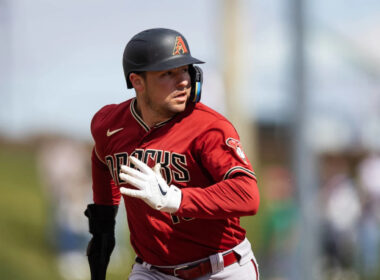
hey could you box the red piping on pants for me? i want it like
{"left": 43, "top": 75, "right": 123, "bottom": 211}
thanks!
{"left": 251, "top": 259, "right": 259, "bottom": 279}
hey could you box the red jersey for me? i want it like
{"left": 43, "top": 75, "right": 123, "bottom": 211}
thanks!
{"left": 91, "top": 98, "right": 260, "bottom": 265}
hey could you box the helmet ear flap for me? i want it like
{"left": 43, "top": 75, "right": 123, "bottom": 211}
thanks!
{"left": 189, "top": 65, "right": 203, "bottom": 103}
{"left": 126, "top": 72, "right": 133, "bottom": 89}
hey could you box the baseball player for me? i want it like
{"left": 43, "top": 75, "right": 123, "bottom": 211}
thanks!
{"left": 85, "top": 28, "right": 260, "bottom": 280}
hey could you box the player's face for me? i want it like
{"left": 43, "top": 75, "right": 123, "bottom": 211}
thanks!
{"left": 143, "top": 65, "right": 191, "bottom": 119}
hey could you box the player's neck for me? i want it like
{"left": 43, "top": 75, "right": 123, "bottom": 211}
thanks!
{"left": 134, "top": 98, "right": 173, "bottom": 128}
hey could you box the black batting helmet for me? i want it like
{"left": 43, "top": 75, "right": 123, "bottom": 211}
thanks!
{"left": 123, "top": 28, "right": 204, "bottom": 89}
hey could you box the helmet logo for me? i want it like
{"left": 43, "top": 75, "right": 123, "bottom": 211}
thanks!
{"left": 172, "top": 36, "right": 188, "bottom": 56}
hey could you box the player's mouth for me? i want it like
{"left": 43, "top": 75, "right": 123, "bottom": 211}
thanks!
{"left": 173, "top": 91, "right": 188, "bottom": 102}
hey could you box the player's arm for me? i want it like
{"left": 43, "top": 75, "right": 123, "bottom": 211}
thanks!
{"left": 175, "top": 119, "right": 260, "bottom": 218}
{"left": 118, "top": 156, "right": 258, "bottom": 218}
{"left": 177, "top": 173, "right": 259, "bottom": 218}
{"left": 85, "top": 148, "right": 121, "bottom": 280}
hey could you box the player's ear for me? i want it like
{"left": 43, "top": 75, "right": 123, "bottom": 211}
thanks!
{"left": 129, "top": 73, "right": 145, "bottom": 92}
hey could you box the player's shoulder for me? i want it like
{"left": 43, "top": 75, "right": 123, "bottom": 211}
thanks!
{"left": 192, "top": 102, "right": 232, "bottom": 126}
{"left": 91, "top": 99, "right": 132, "bottom": 139}
{"left": 193, "top": 102, "right": 227, "bottom": 120}
{"left": 185, "top": 102, "right": 240, "bottom": 138}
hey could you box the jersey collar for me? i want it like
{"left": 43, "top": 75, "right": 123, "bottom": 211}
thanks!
{"left": 130, "top": 98, "right": 173, "bottom": 132}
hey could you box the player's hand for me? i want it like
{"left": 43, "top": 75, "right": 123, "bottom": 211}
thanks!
{"left": 119, "top": 156, "right": 182, "bottom": 213}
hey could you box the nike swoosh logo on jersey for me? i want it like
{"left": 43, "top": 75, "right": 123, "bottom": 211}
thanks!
{"left": 157, "top": 179, "right": 167, "bottom": 196}
{"left": 106, "top": 128, "right": 124, "bottom": 137}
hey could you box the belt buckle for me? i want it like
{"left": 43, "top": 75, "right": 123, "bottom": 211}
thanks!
{"left": 173, "top": 264, "right": 189, "bottom": 277}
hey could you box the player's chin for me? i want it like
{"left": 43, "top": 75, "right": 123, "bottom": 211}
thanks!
{"left": 170, "top": 96, "right": 188, "bottom": 110}
{"left": 169, "top": 102, "right": 187, "bottom": 113}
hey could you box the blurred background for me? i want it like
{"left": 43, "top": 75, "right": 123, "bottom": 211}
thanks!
{"left": 1, "top": 0, "right": 380, "bottom": 279}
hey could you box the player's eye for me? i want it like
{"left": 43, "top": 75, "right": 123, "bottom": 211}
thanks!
{"left": 162, "top": 71, "right": 172, "bottom": 76}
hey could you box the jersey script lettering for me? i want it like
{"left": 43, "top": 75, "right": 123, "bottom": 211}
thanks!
{"left": 105, "top": 149, "right": 190, "bottom": 186}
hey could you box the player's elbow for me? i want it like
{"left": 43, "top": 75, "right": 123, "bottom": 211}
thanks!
{"left": 246, "top": 193, "right": 260, "bottom": 215}
{"left": 240, "top": 176, "right": 260, "bottom": 216}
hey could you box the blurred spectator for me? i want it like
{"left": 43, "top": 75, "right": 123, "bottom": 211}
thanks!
{"left": 260, "top": 165, "right": 299, "bottom": 280}
{"left": 320, "top": 155, "right": 361, "bottom": 277}
{"left": 37, "top": 136, "right": 91, "bottom": 280}
{"left": 356, "top": 153, "right": 380, "bottom": 279}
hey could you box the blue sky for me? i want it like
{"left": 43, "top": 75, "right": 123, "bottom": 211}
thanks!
{"left": 0, "top": 0, "right": 220, "bottom": 140}
{"left": 1, "top": 0, "right": 380, "bottom": 150}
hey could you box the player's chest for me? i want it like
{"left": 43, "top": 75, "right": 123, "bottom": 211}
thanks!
{"left": 103, "top": 126, "right": 196, "bottom": 186}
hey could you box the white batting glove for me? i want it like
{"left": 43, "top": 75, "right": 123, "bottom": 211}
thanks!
{"left": 119, "top": 156, "right": 182, "bottom": 213}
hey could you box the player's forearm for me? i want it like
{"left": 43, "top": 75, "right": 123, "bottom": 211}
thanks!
{"left": 176, "top": 175, "right": 260, "bottom": 219}
{"left": 85, "top": 204, "right": 119, "bottom": 280}
{"left": 92, "top": 148, "right": 122, "bottom": 205}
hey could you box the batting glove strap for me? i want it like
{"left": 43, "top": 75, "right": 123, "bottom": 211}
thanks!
{"left": 158, "top": 184, "right": 182, "bottom": 213}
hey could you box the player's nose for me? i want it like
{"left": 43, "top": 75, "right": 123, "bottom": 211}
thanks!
{"left": 177, "top": 78, "right": 189, "bottom": 88}
{"left": 176, "top": 74, "right": 190, "bottom": 89}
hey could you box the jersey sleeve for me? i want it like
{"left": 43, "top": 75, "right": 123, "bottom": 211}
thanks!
{"left": 90, "top": 104, "right": 121, "bottom": 206}
{"left": 178, "top": 174, "right": 259, "bottom": 218}
{"left": 177, "top": 119, "right": 259, "bottom": 218}
{"left": 195, "top": 119, "right": 256, "bottom": 181}
{"left": 91, "top": 148, "right": 121, "bottom": 205}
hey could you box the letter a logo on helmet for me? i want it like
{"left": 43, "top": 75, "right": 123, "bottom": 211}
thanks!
{"left": 172, "top": 36, "right": 188, "bottom": 56}
{"left": 123, "top": 28, "right": 204, "bottom": 89}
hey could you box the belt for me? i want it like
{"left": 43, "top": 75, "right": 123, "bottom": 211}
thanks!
{"left": 135, "top": 251, "right": 239, "bottom": 280}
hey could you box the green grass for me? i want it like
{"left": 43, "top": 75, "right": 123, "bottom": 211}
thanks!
{"left": 0, "top": 144, "right": 61, "bottom": 279}
{"left": 0, "top": 142, "right": 134, "bottom": 280}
